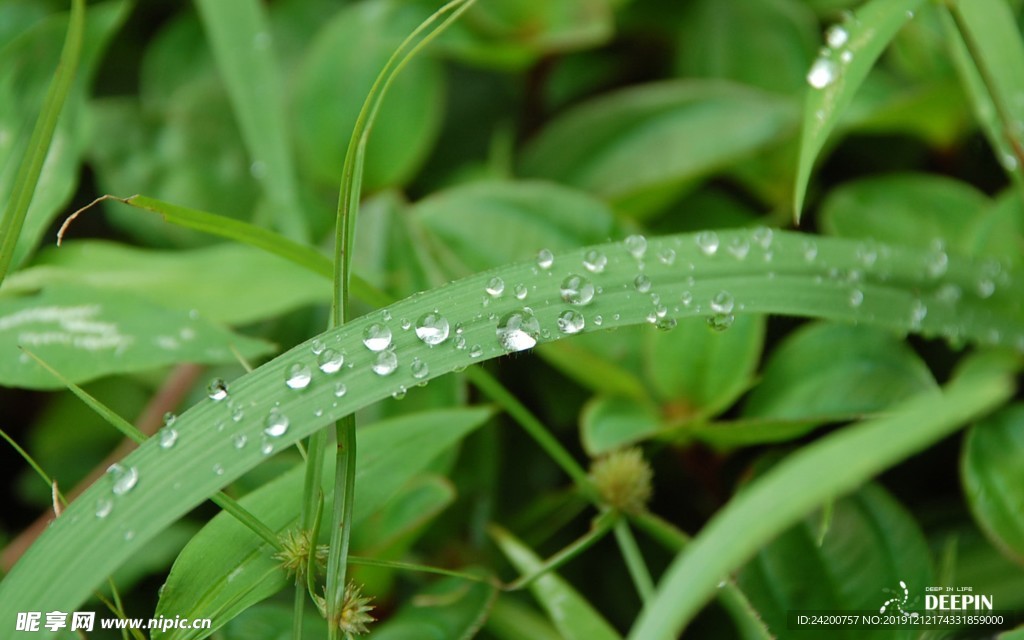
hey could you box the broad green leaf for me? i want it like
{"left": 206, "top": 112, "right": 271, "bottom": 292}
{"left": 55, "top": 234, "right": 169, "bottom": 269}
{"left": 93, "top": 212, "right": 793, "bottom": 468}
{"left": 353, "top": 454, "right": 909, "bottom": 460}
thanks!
{"left": 221, "top": 602, "right": 328, "bottom": 640}
{"left": 675, "top": 0, "right": 818, "bottom": 94}
{"left": 940, "top": 525, "right": 1024, "bottom": 612}
{"left": 820, "top": 174, "right": 990, "bottom": 253}
{"left": 737, "top": 484, "right": 932, "bottom": 640}
{"left": 794, "top": 0, "right": 926, "bottom": 218}
{"left": 644, "top": 315, "right": 764, "bottom": 418}
{"left": 627, "top": 359, "right": 1013, "bottom": 639}
{"left": 682, "top": 416, "right": 825, "bottom": 449}
{"left": 744, "top": 323, "right": 937, "bottom": 420}
{"left": 4, "top": 241, "right": 330, "bottom": 325}
{"left": 962, "top": 404, "right": 1024, "bottom": 564}
{"left": 368, "top": 574, "right": 496, "bottom": 640}
{"left": 581, "top": 396, "right": 662, "bottom": 456}
{"left": 520, "top": 81, "right": 796, "bottom": 216}
{"left": 968, "top": 191, "right": 1024, "bottom": 267}
{"left": 414, "top": 180, "right": 616, "bottom": 275}
{"left": 0, "top": 285, "right": 272, "bottom": 390}
{"left": 154, "top": 408, "right": 493, "bottom": 640}
{"left": 194, "top": 0, "right": 308, "bottom": 241}
{"left": 294, "top": 0, "right": 444, "bottom": 190}
{"left": 485, "top": 597, "right": 562, "bottom": 640}
{"left": 492, "top": 527, "right": 622, "bottom": 640}
{"left": 2, "top": 230, "right": 1021, "bottom": 632}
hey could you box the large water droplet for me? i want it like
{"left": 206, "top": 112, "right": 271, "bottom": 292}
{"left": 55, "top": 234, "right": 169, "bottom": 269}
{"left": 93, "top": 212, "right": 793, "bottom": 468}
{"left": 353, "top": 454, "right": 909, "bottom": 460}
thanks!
{"left": 317, "top": 349, "right": 344, "bottom": 374}
{"left": 469, "top": 344, "right": 483, "bottom": 358}
{"left": 710, "top": 291, "right": 735, "bottom": 314}
{"left": 634, "top": 274, "right": 652, "bottom": 293}
{"left": 372, "top": 350, "right": 398, "bottom": 376}
{"left": 696, "top": 231, "right": 720, "bottom": 256}
{"left": 108, "top": 464, "right": 139, "bottom": 496}
{"left": 264, "top": 408, "right": 289, "bottom": 437}
{"left": 707, "top": 314, "right": 735, "bottom": 332}
{"left": 560, "top": 274, "right": 595, "bottom": 305}
{"left": 807, "top": 57, "right": 838, "bottom": 89}
{"left": 825, "top": 24, "right": 848, "bottom": 48}
{"left": 285, "top": 362, "right": 312, "bottom": 390}
{"left": 334, "top": 382, "right": 347, "bottom": 397}
{"left": 625, "top": 235, "right": 647, "bottom": 259}
{"left": 583, "top": 250, "right": 607, "bottom": 273}
{"left": 207, "top": 378, "right": 228, "bottom": 401}
{"left": 496, "top": 309, "right": 541, "bottom": 352}
{"left": 411, "top": 357, "right": 429, "bottom": 379}
{"left": 96, "top": 498, "right": 113, "bottom": 519}
{"left": 363, "top": 323, "right": 393, "bottom": 351}
{"left": 158, "top": 427, "right": 179, "bottom": 449}
{"left": 557, "top": 310, "right": 585, "bottom": 335}
{"left": 537, "top": 249, "right": 554, "bottom": 269}
{"left": 485, "top": 276, "right": 505, "bottom": 297}
{"left": 415, "top": 311, "right": 450, "bottom": 346}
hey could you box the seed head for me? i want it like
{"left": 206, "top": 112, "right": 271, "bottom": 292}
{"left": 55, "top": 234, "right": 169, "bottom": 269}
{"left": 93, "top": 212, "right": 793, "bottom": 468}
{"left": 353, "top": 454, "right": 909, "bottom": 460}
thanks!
{"left": 589, "top": 447, "right": 654, "bottom": 514}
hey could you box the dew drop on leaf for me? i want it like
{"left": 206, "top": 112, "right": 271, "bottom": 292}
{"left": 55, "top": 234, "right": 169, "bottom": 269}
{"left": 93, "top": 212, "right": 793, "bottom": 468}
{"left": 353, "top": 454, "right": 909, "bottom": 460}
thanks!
{"left": 163, "top": 412, "right": 177, "bottom": 427}
{"left": 583, "top": 249, "right": 607, "bottom": 273}
{"left": 514, "top": 283, "right": 528, "bottom": 300}
{"left": 469, "top": 344, "right": 483, "bottom": 358}
{"left": 557, "top": 310, "right": 585, "bottom": 335}
{"left": 334, "top": 382, "right": 347, "bottom": 398}
{"left": 411, "top": 357, "right": 429, "bottom": 379}
{"left": 657, "top": 249, "right": 676, "bottom": 265}
{"left": 233, "top": 434, "right": 248, "bottom": 449}
{"left": 372, "top": 350, "right": 398, "bottom": 376}
{"left": 560, "top": 274, "right": 595, "bottom": 305}
{"left": 392, "top": 386, "right": 407, "bottom": 400}
{"left": 95, "top": 498, "right": 113, "bottom": 519}
{"left": 311, "top": 338, "right": 326, "bottom": 355}
{"left": 537, "top": 249, "right": 554, "bottom": 269}
{"left": 285, "top": 362, "right": 312, "bottom": 390}
{"left": 363, "top": 322, "right": 393, "bottom": 351}
{"left": 415, "top": 311, "right": 450, "bottom": 346}
{"left": 695, "top": 231, "right": 720, "bottom": 256}
{"left": 213, "top": 464, "right": 224, "bottom": 476}
{"left": 976, "top": 279, "right": 995, "bottom": 299}
{"left": 108, "top": 464, "right": 139, "bottom": 496}
{"left": 317, "top": 349, "right": 344, "bottom": 374}
{"left": 710, "top": 291, "right": 735, "bottom": 314}
{"left": 625, "top": 234, "right": 647, "bottom": 259}
{"left": 707, "top": 314, "right": 735, "bottom": 332}
{"left": 807, "top": 57, "right": 838, "bottom": 89}
{"left": 207, "top": 378, "right": 228, "bottom": 401}
{"left": 158, "top": 427, "right": 178, "bottom": 449}
{"left": 727, "top": 238, "right": 750, "bottom": 260}
{"left": 496, "top": 309, "right": 541, "bottom": 352}
{"left": 634, "top": 274, "right": 652, "bottom": 293}
{"left": 485, "top": 276, "right": 505, "bottom": 297}
{"left": 825, "top": 24, "right": 848, "bottom": 48}
{"left": 260, "top": 440, "right": 273, "bottom": 456}
{"left": 849, "top": 289, "right": 864, "bottom": 308}
{"left": 264, "top": 408, "right": 289, "bottom": 437}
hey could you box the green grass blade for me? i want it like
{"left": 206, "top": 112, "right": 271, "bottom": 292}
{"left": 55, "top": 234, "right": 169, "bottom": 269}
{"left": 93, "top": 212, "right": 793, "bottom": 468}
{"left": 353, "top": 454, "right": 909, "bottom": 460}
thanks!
{"left": 193, "top": 0, "right": 308, "bottom": 241}
{"left": 0, "top": 0, "right": 84, "bottom": 287}
{"left": 0, "top": 230, "right": 1021, "bottom": 630}
{"left": 626, "top": 363, "right": 1014, "bottom": 639}
{"left": 793, "top": 0, "right": 925, "bottom": 220}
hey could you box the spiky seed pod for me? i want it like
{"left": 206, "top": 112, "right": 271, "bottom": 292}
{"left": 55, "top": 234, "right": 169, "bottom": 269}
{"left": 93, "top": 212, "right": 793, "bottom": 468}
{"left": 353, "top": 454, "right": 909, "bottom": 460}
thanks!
{"left": 589, "top": 447, "right": 654, "bottom": 514}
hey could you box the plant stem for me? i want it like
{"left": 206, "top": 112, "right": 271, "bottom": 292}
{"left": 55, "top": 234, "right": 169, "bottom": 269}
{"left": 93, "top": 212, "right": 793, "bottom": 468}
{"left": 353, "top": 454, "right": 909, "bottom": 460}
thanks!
{"left": 613, "top": 519, "right": 655, "bottom": 603}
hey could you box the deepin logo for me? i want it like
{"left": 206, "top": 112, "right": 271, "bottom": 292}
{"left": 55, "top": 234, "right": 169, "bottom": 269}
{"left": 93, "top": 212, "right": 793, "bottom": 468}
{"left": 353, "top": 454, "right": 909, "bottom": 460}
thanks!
{"left": 880, "top": 580, "right": 919, "bottom": 618}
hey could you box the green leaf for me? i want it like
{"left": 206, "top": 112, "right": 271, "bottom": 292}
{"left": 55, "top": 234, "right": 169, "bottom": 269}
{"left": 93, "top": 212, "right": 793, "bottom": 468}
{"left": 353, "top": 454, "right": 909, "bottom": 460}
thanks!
{"left": 627, "top": 359, "right": 1013, "bottom": 639}
{"left": 414, "top": 179, "right": 616, "bottom": 275}
{"left": 0, "top": 285, "right": 272, "bottom": 390}
{"left": 744, "top": 322, "right": 937, "bottom": 420}
{"left": 581, "top": 396, "right": 662, "bottom": 456}
{"left": 967, "top": 191, "right": 1024, "bottom": 267}
{"left": 737, "top": 484, "right": 932, "bottom": 639}
{"left": 520, "top": 81, "right": 796, "bottom": 216}
{"left": 794, "top": 0, "right": 926, "bottom": 219}
{"left": 154, "top": 407, "right": 493, "bottom": 639}
{"left": 294, "top": 0, "right": 444, "bottom": 190}
{"left": 485, "top": 597, "right": 563, "bottom": 640}
{"left": 221, "top": 602, "right": 328, "bottom": 640}
{"left": 962, "top": 404, "right": 1024, "bottom": 564}
{"left": 194, "top": 0, "right": 308, "bottom": 241}
{"left": 492, "top": 527, "right": 622, "bottom": 640}
{"left": 2, "top": 230, "right": 1021, "bottom": 630}
{"left": 368, "top": 574, "right": 496, "bottom": 640}
{"left": 820, "top": 174, "right": 990, "bottom": 253}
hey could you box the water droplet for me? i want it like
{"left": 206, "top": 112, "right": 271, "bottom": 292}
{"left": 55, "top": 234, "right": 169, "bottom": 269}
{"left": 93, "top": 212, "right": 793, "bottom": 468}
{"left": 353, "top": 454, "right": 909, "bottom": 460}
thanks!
{"left": 727, "top": 237, "right": 750, "bottom": 260}
{"left": 856, "top": 244, "right": 878, "bottom": 268}
{"left": 213, "top": 464, "right": 225, "bottom": 476}
{"left": 372, "top": 350, "right": 398, "bottom": 376}
{"left": 593, "top": 314, "right": 603, "bottom": 326}
{"left": 233, "top": 433, "right": 248, "bottom": 449}
{"left": 976, "top": 278, "right": 995, "bottom": 298}
{"left": 849, "top": 289, "right": 864, "bottom": 307}
{"left": 514, "top": 283, "right": 528, "bottom": 300}
{"left": 312, "top": 349, "right": 343, "bottom": 375}
{"left": 95, "top": 498, "right": 113, "bottom": 519}
{"left": 496, "top": 309, "right": 541, "bottom": 352}
{"left": 537, "top": 249, "right": 554, "bottom": 269}
{"left": 936, "top": 283, "right": 961, "bottom": 305}
{"left": 583, "top": 250, "right": 607, "bottom": 273}
{"left": 695, "top": 231, "right": 720, "bottom": 256}
{"left": 285, "top": 362, "right": 312, "bottom": 390}
{"left": 1001, "top": 152, "right": 1019, "bottom": 171}
{"left": 407, "top": 357, "right": 429, "bottom": 380}
{"left": 625, "top": 235, "right": 647, "bottom": 259}
{"left": 124, "top": 529, "right": 136, "bottom": 541}
{"left": 264, "top": 409, "right": 289, "bottom": 437}
{"left": 469, "top": 344, "right": 483, "bottom": 358}
{"left": 656, "top": 317, "right": 677, "bottom": 331}
{"left": 158, "top": 427, "right": 179, "bottom": 449}
{"left": 707, "top": 314, "right": 735, "bottom": 331}
{"left": 825, "top": 24, "right": 848, "bottom": 48}
{"left": 207, "top": 378, "right": 228, "bottom": 401}
{"left": 840, "top": 50, "right": 853, "bottom": 64}
{"left": 392, "top": 386, "right": 407, "bottom": 400}
{"left": 334, "top": 382, "right": 347, "bottom": 397}
{"left": 485, "top": 276, "right": 505, "bottom": 297}
{"left": 807, "top": 57, "right": 838, "bottom": 89}
{"left": 680, "top": 291, "right": 694, "bottom": 307}
{"left": 634, "top": 274, "right": 652, "bottom": 293}
{"left": 927, "top": 251, "right": 948, "bottom": 278}
{"left": 415, "top": 311, "right": 450, "bottom": 346}
{"left": 557, "top": 310, "right": 585, "bottom": 334}
{"left": 802, "top": 240, "right": 818, "bottom": 262}
{"left": 657, "top": 249, "right": 676, "bottom": 265}
{"left": 108, "top": 464, "right": 139, "bottom": 496}
{"left": 752, "top": 226, "right": 773, "bottom": 250}
{"left": 909, "top": 300, "right": 928, "bottom": 330}
{"left": 230, "top": 401, "right": 244, "bottom": 422}
{"left": 163, "top": 412, "right": 176, "bottom": 427}
{"left": 363, "top": 323, "right": 392, "bottom": 351}
{"left": 560, "top": 274, "right": 595, "bottom": 305}
{"left": 260, "top": 440, "right": 273, "bottom": 456}
{"left": 311, "top": 339, "right": 326, "bottom": 355}
{"left": 710, "top": 291, "right": 735, "bottom": 314}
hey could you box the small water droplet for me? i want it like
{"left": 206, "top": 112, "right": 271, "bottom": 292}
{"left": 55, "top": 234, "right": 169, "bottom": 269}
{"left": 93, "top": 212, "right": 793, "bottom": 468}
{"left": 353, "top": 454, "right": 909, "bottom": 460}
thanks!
{"left": 469, "top": 344, "right": 483, "bottom": 358}
{"left": 163, "top": 412, "right": 176, "bottom": 427}
{"left": 311, "top": 339, "right": 326, "bottom": 355}
{"left": 583, "top": 250, "right": 607, "bottom": 273}
{"left": 158, "top": 427, "right": 179, "bottom": 449}
{"left": 372, "top": 350, "right": 398, "bottom": 376}
{"left": 634, "top": 274, "right": 652, "bottom": 293}
{"left": 557, "top": 310, "right": 585, "bottom": 334}
{"left": 1001, "top": 152, "right": 1019, "bottom": 171}
{"left": 207, "top": 378, "right": 228, "bottom": 401}
{"left": 560, "top": 274, "right": 595, "bottom": 305}
{"left": 656, "top": 317, "right": 677, "bottom": 331}
{"left": 285, "top": 362, "right": 312, "bottom": 390}
{"left": 976, "top": 278, "right": 995, "bottom": 298}
{"left": 695, "top": 231, "right": 720, "bottom": 256}
{"left": 415, "top": 311, "right": 450, "bottom": 346}
{"left": 400, "top": 317, "right": 412, "bottom": 331}
{"left": 95, "top": 498, "right": 113, "bottom": 519}
{"left": 752, "top": 226, "right": 773, "bottom": 250}
{"left": 108, "top": 464, "right": 139, "bottom": 496}
{"left": 334, "top": 382, "right": 347, "bottom": 397}
{"left": 707, "top": 314, "right": 734, "bottom": 331}
{"left": 411, "top": 357, "right": 429, "bottom": 379}
{"left": 317, "top": 348, "right": 344, "bottom": 374}
{"left": 681, "top": 291, "right": 694, "bottom": 307}
{"left": 230, "top": 401, "right": 244, "bottom": 422}
{"left": 264, "top": 409, "right": 289, "bottom": 437}
{"left": 727, "top": 237, "right": 750, "bottom": 260}
{"left": 710, "top": 291, "right": 735, "bottom": 314}
{"left": 802, "top": 240, "right": 818, "bottom": 262}
{"left": 514, "top": 283, "right": 528, "bottom": 300}
{"left": 657, "top": 249, "right": 676, "bottom": 265}
{"left": 909, "top": 300, "right": 928, "bottom": 330}
{"left": 936, "top": 283, "right": 961, "bottom": 305}
{"left": 625, "top": 235, "right": 648, "bottom": 259}
{"left": 124, "top": 529, "right": 136, "bottom": 541}
{"left": 807, "top": 57, "right": 838, "bottom": 89}
{"left": 825, "top": 24, "right": 848, "bottom": 48}
{"left": 233, "top": 433, "right": 248, "bottom": 449}
{"left": 593, "top": 314, "right": 603, "bottom": 326}
{"left": 496, "top": 309, "right": 541, "bottom": 352}
{"left": 392, "top": 386, "right": 407, "bottom": 400}
{"left": 537, "top": 249, "right": 554, "bottom": 269}
{"left": 840, "top": 50, "right": 853, "bottom": 64}
{"left": 485, "top": 276, "right": 505, "bottom": 297}
{"left": 849, "top": 289, "right": 864, "bottom": 308}
{"left": 213, "top": 463, "right": 224, "bottom": 476}
{"left": 363, "top": 323, "right": 393, "bottom": 351}
{"left": 260, "top": 440, "right": 273, "bottom": 456}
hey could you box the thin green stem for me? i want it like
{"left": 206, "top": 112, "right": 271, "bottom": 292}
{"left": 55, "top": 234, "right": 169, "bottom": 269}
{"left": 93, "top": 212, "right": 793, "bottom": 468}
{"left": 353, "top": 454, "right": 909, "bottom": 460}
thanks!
{"left": 503, "top": 510, "right": 617, "bottom": 591}
{"left": 613, "top": 519, "right": 655, "bottom": 604}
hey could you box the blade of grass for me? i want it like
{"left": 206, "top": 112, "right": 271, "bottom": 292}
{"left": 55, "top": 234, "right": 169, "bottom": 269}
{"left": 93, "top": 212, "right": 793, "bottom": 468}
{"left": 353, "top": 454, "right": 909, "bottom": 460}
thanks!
{"left": 0, "top": 0, "right": 84, "bottom": 287}
{"left": 794, "top": 0, "right": 925, "bottom": 220}
{"left": 1, "top": 229, "right": 1021, "bottom": 631}
{"left": 626, "top": 362, "right": 1014, "bottom": 639}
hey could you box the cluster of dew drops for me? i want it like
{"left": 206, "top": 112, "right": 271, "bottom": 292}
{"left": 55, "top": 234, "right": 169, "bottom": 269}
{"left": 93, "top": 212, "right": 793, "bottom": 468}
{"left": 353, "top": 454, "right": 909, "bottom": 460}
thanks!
{"left": 806, "top": 8, "right": 916, "bottom": 95}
